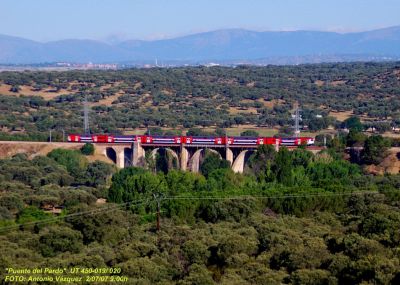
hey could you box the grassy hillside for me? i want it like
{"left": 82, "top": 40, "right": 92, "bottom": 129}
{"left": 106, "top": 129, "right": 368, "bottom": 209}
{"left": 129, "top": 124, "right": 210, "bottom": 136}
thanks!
{"left": 0, "top": 62, "right": 399, "bottom": 140}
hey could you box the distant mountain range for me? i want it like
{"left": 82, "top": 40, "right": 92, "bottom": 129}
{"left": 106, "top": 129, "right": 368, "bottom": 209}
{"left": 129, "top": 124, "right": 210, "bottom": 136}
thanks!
{"left": 1, "top": 26, "right": 400, "bottom": 64}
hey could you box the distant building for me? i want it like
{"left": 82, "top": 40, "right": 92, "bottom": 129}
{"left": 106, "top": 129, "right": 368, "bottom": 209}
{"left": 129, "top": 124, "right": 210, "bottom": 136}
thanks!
{"left": 204, "top": 62, "right": 220, "bottom": 67}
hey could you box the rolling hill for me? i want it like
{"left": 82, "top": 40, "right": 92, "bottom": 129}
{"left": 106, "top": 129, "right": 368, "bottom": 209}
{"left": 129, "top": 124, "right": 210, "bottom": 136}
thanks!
{"left": 0, "top": 26, "right": 400, "bottom": 64}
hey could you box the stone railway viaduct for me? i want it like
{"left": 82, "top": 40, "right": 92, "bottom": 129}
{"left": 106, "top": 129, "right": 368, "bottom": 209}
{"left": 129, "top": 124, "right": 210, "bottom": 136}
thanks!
{"left": 0, "top": 141, "right": 322, "bottom": 173}
{"left": 97, "top": 141, "right": 276, "bottom": 173}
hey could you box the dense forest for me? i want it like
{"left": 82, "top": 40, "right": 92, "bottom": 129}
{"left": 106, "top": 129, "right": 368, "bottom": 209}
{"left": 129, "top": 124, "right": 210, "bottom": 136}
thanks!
{"left": 1, "top": 129, "right": 400, "bottom": 284}
{"left": 0, "top": 62, "right": 400, "bottom": 141}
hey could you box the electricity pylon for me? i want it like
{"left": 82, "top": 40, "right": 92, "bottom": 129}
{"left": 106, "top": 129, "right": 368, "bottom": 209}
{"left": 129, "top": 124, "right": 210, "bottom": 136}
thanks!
{"left": 84, "top": 95, "right": 90, "bottom": 134}
{"left": 294, "top": 102, "right": 301, "bottom": 138}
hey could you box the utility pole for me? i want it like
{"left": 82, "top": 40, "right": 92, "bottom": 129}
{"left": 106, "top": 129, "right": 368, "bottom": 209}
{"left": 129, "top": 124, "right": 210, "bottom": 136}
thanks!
{"left": 62, "top": 129, "right": 65, "bottom": 142}
{"left": 84, "top": 95, "right": 90, "bottom": 134}
{"left": 153, "top": 193, "right": 163, "bottom": 231}
{"left": 49, "top": 129, "right": 52, "bottom": 143}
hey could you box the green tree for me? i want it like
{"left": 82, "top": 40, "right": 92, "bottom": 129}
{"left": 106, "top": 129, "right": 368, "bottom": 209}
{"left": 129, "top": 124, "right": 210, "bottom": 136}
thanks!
{"left": 80, "top": 143, "right": 95, "bottom": 155}
{"left": 291, "top": 148, "right": 313, "bottom": 168}
{"left": 362, "top": 135, "right": 390, "bottom": 164}
{"left": 346, "top": 129, "right": 367, "bottom": 147}
{"left": 39, "top": 226, "right": 83, "bottom": 257}
{"left": 240, "top": 130, "right": 259, "bottom": 137}
{"left": 47, "top": 149, "right": 88, "bottom": 178}
{"left": 17, "top": 206, "right": 51, "bottom": 224}
{"left": 274, "top": 147, "right": 293, "bottom": 186}
{"left": 290, "top": 269, "right": 334, "bottom": 285}
{"left": 85, "top": 161, "right": 115, "bottom": 187}
{"left": 145, "top": 127, "right": 164, "bottom": 135}
{"left": 108, "top": 167, "right": 148, "bottom": 203}
{"left": 0, "top": 194, "right": 24, "bottom": 212}
{"left": 343, "top": 116, "right": 363, "bottom": 132}
{"left": 247, "top": 145, "right": 276, "bottom": 182}
{"left": 200, "top": 151, "right": 230, "bottom": 178}
{"left": 108, "top": 168, "right": 166, "bottom": 205}
{"left": 214, "top": 128, "right": 226, "bottom": 136}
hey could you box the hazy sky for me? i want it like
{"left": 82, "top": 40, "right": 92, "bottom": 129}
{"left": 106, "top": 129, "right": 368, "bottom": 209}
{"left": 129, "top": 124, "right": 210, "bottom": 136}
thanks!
{"left": 1, "top": 0, "right": 400, "bottom": 42}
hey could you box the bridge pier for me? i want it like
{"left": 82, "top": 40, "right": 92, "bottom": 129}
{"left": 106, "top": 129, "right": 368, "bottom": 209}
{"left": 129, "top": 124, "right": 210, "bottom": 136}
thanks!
{"left": 226, "top": 147, "right": 233, "bottom": 165}
{"left": 116, "top": 149, "right": 125, "bottom": 168}
{"left": 96, "top": 143, "right": 255, "bottom": 171}
{"left": 180, "top": 146, "right": 188, "bottom": 171}
{"left": 232, "top": 150, "right": 247, "bottom": 173}
{"left": 132, "top": 141, "right": 145, "bottom": 167}
{"left": 189, "top": 149, "right": 202, "bottom": 173}
{"left": 90, "top": 141, "right": 319, "bottom": 171}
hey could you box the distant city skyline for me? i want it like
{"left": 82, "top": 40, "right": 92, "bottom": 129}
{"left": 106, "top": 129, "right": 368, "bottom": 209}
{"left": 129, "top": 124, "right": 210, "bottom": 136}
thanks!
{"left": 1, "top": 0, "right": 400, "bottom": 42}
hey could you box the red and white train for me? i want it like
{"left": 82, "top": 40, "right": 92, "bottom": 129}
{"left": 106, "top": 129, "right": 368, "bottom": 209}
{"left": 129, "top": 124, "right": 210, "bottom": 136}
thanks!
{"left": 68, "top": 134, "right": 315, "bottom": 147}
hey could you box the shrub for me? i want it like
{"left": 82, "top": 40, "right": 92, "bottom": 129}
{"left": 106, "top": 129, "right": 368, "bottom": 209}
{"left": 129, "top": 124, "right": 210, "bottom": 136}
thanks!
{"left": 80, "top": 143, "right": 95, "bottom": 155}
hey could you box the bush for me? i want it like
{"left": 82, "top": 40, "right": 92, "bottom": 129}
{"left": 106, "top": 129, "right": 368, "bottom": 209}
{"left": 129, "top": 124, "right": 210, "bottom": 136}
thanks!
{"left": 39, "top": 226, "right": 83, "bottom": 257}
{"left": 240, "top": 130, "right": 259, "bottom": 137}
{"left": 47, "top": 149, "right": 88, "bottom": 178}
{"left": 200, "top": 151, "right": 230, "bottom": 178}
{"left": 80, "top": 143, "right": 95, "bottom": 155}
{"left": 342, "top": 116, "right": 363, "bottom": 132}
{"left": 362, "top": 135, "right": 390, "bottom": 165}
{"left": 17, "top": 206, "right": 51, "bottom": 224}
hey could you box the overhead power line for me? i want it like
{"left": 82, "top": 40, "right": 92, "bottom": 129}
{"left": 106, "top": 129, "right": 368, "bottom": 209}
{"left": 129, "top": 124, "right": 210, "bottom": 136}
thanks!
{"left": 162, "top": 191, "right": 378, "bottom": 201}
{"left": 0, "top": 191, "right": 380, "bottom": 233}
{"left": 0, "top": 198, "right": 150, "bottom": 233}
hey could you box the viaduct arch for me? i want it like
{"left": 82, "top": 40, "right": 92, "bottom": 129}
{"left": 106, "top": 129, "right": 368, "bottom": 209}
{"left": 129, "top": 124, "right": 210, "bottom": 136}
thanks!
{"left": 150, "top": 147, "right": 180, "bottom": 171}
{"left": 95, "top": 142, "right": 278, "bottom": 173}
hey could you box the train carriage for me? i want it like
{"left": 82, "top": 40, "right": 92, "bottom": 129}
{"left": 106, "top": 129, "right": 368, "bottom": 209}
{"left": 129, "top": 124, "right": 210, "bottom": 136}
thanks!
{"left": 188, "top": 137, "right": 216, "bottom": 145}
{"left": 114, "top": 135, "right": 136, "bottom": 143}
{"left": 80, "top": 135, "right": 93, "bottom": 143}
{"left": 278, "top": 137, "right": 314, "bottom": 146}
{"left": 91, "top": 135, "right": 114, "bottom": 143}
{"left": 67, "top": 134, "right": 93, "bottom": 143}
{"left": 149, "top": 136, "right": 182, "bottom": 145}
{"left": 231, "top": 137, "right": 258, "bottom": 146}
{"left": 67, "top": 133, "right": 315, "bottom": 147}
{"left": 67, "top": 134, "right": 81, "bottom": 142}
{"left": 280, "top": 137, "right": 297, "bottom": 146}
